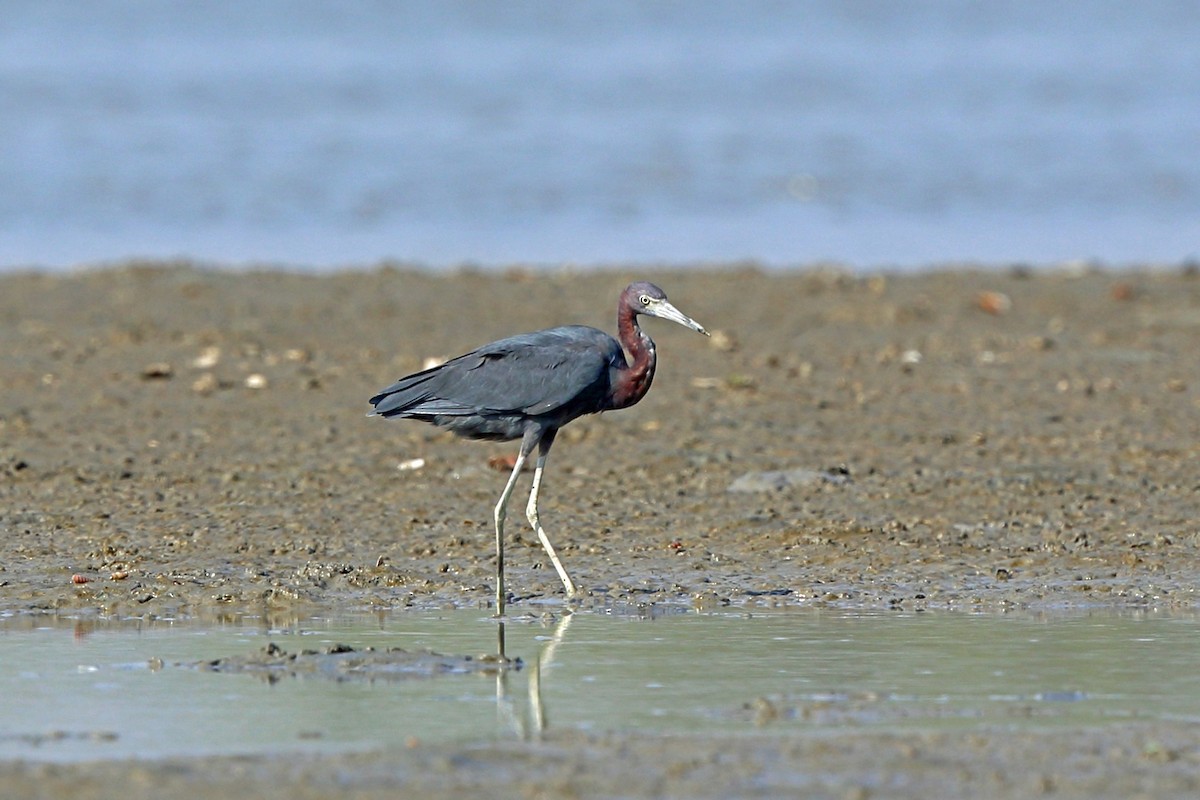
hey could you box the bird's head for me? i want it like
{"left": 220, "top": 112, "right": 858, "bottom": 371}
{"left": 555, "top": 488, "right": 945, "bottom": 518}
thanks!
{"left": 623, "top": 282, "right": 709, "bottom": 336}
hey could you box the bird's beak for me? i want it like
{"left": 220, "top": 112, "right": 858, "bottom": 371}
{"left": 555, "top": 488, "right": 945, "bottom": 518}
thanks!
{"left": 649, "top": 299, "right": 709, "bottom": 336}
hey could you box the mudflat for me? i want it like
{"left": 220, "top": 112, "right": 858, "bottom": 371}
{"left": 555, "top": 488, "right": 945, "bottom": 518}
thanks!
{"left": 2, "top": 263, "right": 1199, "bottom": 798}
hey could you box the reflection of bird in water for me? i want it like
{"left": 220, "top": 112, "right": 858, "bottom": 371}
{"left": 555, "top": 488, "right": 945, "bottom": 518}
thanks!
{"left": 370, "top": 282, "right": 708, "bottom": 615}
{"left": 495, "top": 613, "right": 574, "bottom": 740}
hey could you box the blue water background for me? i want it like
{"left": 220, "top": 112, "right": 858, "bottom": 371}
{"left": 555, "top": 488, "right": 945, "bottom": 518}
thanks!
{"left": 2, "top": 1, "right": 1198, "bottom": 271}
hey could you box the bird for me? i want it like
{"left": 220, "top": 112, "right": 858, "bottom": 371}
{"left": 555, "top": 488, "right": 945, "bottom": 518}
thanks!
{"left": 368, "top": 281, "right": 708, "bottom": 616}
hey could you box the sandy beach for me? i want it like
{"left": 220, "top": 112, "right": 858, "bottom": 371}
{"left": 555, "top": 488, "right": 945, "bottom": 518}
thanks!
{"left": 2, "top": 262, "right": 1199, "bottom": 797}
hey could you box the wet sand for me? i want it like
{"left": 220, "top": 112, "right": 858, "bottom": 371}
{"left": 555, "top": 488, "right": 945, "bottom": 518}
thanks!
{"left": 3, "top": 262, "right": 1200, "bottom": 797}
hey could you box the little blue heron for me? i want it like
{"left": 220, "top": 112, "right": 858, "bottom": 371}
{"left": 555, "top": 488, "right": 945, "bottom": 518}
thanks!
{"left": 369, "top": 281, "right": 708, "bottom": 615}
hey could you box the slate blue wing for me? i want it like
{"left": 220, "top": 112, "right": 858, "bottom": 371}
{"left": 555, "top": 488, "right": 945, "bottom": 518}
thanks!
{"left": 369, "top": 326, "right": 624, "bottom": 437}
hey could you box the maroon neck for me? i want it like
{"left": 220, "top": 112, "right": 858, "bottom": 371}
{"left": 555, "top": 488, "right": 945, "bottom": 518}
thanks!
{"left": 610, "top": 303, "right": 657, "bottom": 409}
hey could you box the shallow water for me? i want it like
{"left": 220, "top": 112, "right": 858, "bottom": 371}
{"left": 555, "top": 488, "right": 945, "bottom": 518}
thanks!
{"left": 2, "top": 609, "right": 1199, "bottom": 762}
{"left": 3, "top": 2, "right": 1199, "bottom": 269}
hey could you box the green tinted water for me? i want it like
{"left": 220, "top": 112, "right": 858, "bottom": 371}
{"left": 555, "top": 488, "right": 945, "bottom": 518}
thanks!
{"left": 2, "top": 609, "right": 1197, "bottom": 762}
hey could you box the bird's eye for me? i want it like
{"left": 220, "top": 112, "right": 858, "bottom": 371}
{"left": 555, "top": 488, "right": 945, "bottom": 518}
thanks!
{"left": 639, "top": 295, "right": 652, "bottom": 306}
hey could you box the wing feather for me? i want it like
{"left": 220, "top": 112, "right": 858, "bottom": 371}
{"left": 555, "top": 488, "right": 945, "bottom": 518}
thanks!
{"left": 370, "top": 326, "right": 622, "bottom": 421}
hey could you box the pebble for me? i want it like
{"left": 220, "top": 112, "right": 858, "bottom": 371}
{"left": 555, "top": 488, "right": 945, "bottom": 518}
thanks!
{"left": 727, "top": 468, "right": 849, "bottom": 493}
{"left": 192, "top": 373, "right": 218, "bottom": 395}
{"left": 708, "top": 329, "right": 738, "bottom": 352}
{"left": 140, "top": 362, "right": 173, "bottom": 379}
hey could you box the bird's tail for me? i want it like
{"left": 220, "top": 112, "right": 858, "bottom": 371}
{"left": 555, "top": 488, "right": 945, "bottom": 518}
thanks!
{"left": 368, "top": 370, "right": 439, "bottom": 418}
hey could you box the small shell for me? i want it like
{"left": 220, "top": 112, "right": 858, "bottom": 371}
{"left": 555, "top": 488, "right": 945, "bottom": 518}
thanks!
{"left": 976, "top": 291, "right": 1012, "bottom": 315}
{"left": 71, "top": 574, "right": 90, "bottom": 585}
{"left": 191, "top": 346, "right": 221, "bottom": 369}
{"left": 487, "top": 454, "right": 518, "bottom": 471}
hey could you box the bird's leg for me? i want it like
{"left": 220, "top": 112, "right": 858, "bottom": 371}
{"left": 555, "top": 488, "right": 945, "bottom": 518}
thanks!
{"left": 493, "top": 453, "right": 525, "bottom": 618}
{"left": 493, "top": 430, "right": 539, "bottom": 617}
{"left": 526, "top": 431, "right": 577, "bottom": 598}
